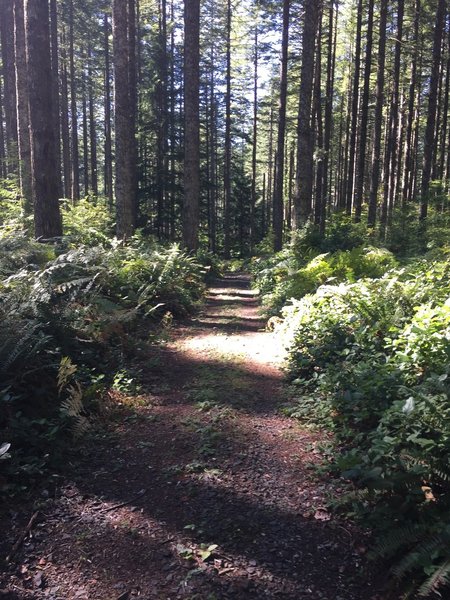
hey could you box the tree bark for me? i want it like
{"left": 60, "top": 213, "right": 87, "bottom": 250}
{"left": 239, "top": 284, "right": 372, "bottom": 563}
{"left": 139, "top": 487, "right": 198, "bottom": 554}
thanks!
{"left": 250, "top": 15, "right": 258, "bottom": 252}
{"left": 81, "top": 49, "right": 89, "bottom": 196}
{"left": 13, "top": 0, "right": 32, "bottom": 211}
{"left": 420, "top": 0, "right": 446, "bottom": 220}
{"left": 113, "top": 0, "right": 138, "bottom": 238}
{"left": 402, "top": 0, "right": 420, "bottom": 207}
{"left": 182, "top": 0, "right": 200, "bottom": 251}
{"left": 345, "top": 0, "right": 363, "bottom": 215}
{"left": 88, "top": 44, "right": 98, "bottom": 196}
{"left": 0, "top": 70, "right": 6, "bottom": 178}
{"left": 24, "top": 0, "right": 62, "bottom": 238}
{"left": 0, "top": 0, "right": 18, "bottom": 174}
{"left": 293, "top": 0, "right": 320, "bottom": 228}
{"left": 223, "top": 0, "right": 232, "bottom": 257}
{"left": 69, "top": 0, "right": 80, "bottom": 201}
{"left": 60, "top": 26, "right": 71, "bottom": 199}
{"left": 156, "top": 0, "right": 168, "bottom": 238}
{"left": 381, "top": 0, "right": 404, "bottom": 230}
{"left": 49, "top": 0, "right": 62, "bottom": 197}
{"left": 313, "top": 12, "right": 324, "bottom": 230}
{"left": 322, "top": 0, "right": 337, "bottom": 229}
{"left": 367, "top": 0, "right": 388, "bottom": 227}
{"left": 272, "top": 0, "right": 290, "bottom": 251}
{"left": 103, "top": 13, "right": 113, "bottom": 205}
{"left": 354, "top": 0, "right": 373, "bottom": 221}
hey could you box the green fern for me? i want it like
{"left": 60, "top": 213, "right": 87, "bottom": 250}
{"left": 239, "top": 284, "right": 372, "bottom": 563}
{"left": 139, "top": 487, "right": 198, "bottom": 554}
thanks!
{"left": 371, "top": 523, "right": 430, "bottom": 561}
{"left": 417, "top": 559, "right": 450, "bottom": 598}
{"left": 392, "top": 536, "right": 445, "bottom": 580}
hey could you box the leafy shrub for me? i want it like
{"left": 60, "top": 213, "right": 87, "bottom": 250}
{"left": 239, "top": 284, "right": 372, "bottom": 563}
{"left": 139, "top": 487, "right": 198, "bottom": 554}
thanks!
{"left": 0, "top": 231, "right": 55, "bottom": 275}
{"left": 0, "top": 179, "right": 26, "bottom": 230}
{"left": 0, "top": 235, "right": 205, "bottom": 494}
{"left": 61, "top": 197, "right": 114, "bottom": 244}
{"left": 292, "top": 214, "right": 370, "bottom": 255}
{"left": 280, "top": 257, "right": 450, "bottom": 596}
{"left": 252, "top": 245, "right": 398, "bottom": 314}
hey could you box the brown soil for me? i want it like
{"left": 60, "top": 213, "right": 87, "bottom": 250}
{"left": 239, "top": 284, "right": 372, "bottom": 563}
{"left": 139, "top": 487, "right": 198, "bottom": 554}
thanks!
{"left": 0, "top": 274, "right": 380, "bottom": 600}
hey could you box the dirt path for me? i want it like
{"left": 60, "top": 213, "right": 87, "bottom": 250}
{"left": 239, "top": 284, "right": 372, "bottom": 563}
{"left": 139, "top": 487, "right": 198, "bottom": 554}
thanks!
{"left": 0, "top": 274, "right": 378, "bottom": 600}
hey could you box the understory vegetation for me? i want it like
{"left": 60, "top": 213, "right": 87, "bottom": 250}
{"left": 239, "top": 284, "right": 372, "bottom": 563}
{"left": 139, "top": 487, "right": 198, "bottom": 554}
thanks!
{"left": 252, "top": 211, "right": 450, "bottom": 598}
{"left": 0, "top": 192, "right": 206, "bottom": 495}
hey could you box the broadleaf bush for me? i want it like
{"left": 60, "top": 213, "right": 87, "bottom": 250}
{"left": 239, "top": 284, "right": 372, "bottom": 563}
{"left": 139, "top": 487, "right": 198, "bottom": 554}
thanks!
{"left": 275, "top": 254, "right": 450, "bottom": 597}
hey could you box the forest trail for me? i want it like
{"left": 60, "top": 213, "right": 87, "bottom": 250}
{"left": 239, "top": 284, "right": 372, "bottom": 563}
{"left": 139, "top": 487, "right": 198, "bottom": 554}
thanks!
{"left": 1, "top": 275, "right": 378, "bottom": 600}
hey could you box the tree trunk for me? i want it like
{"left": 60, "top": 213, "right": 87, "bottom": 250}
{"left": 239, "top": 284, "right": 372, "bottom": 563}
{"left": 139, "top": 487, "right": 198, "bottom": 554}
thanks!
{"left": 88, "top": 44, "right": 98, "bottom": 196}
{"left": 60, "top": 26, "right": 71, "bottom": 199}
{"left": 438, "top": 24, "right": 450, "bottom": 181}
{"left": 272, "top": 0, "right": 290, "bottom": 251}
{"left": 69, "top": 0, "right": 80, "bottom": 201}
{"left": 13, "top": 0, "right": 32, "bottom": 211}
{"left": 266, "top": 103, "right": 274, "bottom": 234}
{"left": 354, "top": 0, "right": 373, "bottom": 221}
{"left": 104, "top": 13, "right": 113, "bottom": 205}
{"left": 182, "top": 0, "right": 200, "bottom": 251}
{"left": 0, "top": 75, "right": 5, "bottom": 178}
{"left": 322, "top": 0, "right": 337, "bottom": 229}
{"left": 113, "top": 0, "right": 138, "bottom": 238}
{"left": 313, "top": 12, "right": 324, "bottom": 230}
{"left": 250, "top": 16, "right": 258, "bottom": 252}
{"left": 208, "top": 19, "right": 217, "bottom": 253}
{"left": 49, "top": 0, "right": 62, "bottom": 197}
{"left": 24, "top": 0, "right": 62, "bottom": 238}
{"left": 345, "top": 0, "right": 363, "bottom": 215}
{"left": 223, "top": 0, "right": 232, "bottom": 257}
{"left": 402, "top": 0, "right": 420, "bottom": 207}
{"left": 81, "top": 50, "right": 89, "bottom": 196}
{"left": 156, "top": 0, "right": 168, "bottom": 238}
{"left": 0, "top": 0, "right": 18, "bottom": 174}
{"left": 367, "top": 0, "right": 388, "bottom": 227}
{"left": 380, "top": 0, "right": 404, "bottom": 231}
{"left": 169, "top": 0, "right": 176, "bottom": 240}
{"left": 293, "top": 0, "right": 320, "bottom": 227}
{"left": 420, "top": 0, "right": 446, "bottom": 220}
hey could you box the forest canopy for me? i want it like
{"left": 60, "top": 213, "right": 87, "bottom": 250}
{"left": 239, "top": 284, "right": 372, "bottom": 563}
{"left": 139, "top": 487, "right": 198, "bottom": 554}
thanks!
{"left": 0, "top": 0, "right": 449, "bottom": 252}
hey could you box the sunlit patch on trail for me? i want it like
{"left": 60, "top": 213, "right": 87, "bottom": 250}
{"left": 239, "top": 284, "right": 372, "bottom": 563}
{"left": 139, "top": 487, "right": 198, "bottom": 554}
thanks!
{"left": 176, "top": 330, "right": 285, "bottom": 367}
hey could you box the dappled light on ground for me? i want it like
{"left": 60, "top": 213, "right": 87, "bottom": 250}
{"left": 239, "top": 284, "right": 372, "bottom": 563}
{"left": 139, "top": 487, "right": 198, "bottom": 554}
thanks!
{"left": 178, "top": 275, "right": 285, "bottom": 367}
{"left": 178, "top": 330, "right": 285, "bottom": 368}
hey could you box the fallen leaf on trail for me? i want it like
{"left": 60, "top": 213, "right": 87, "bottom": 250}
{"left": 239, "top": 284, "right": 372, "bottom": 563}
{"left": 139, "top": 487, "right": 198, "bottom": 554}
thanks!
{"left": 218, "top": 567, "right": 236, "bottom": 575}
{"left": 33, "top": 571, "right": 44, "bottom": 589}
{"left": 314, "top": 508, "right": 331, "bottom": 521}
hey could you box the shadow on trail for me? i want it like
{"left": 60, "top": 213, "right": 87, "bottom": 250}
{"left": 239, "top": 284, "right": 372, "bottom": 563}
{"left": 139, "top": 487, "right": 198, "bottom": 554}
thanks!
{"left": 189, "top": 317, "right": 264, "bottom": 333}
{"left": 67, "top": 407, "right": 364, "bottom": 599}
{"left": 188, "top": 273, "right": 266, "bottom": 333}
{"left": 3, "top": 273, "right": 375, "bottom": 600}
{"left": 140, "top": 346, "right": 282, "bottom": 415}
{"left": 207, "top": 273, "right": 253, "bottom": 288}
{"left": 203, "top": 298, "right": 260, "bottom": 308}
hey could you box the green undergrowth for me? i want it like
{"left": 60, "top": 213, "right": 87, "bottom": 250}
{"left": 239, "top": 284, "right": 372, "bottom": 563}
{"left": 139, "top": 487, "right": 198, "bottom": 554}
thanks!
{"left": 251, "top": 214, "right": 450, "bottom": 597}
{"left": 0, "top": 195, "right": 206, "bottom": 497}
{"left": 281, "top": 259, "right": 450, "bottom": 596}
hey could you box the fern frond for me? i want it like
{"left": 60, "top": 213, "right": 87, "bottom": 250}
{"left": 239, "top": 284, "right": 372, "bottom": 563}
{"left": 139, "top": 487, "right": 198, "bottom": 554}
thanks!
{"left": 0, "top": 319, "right": 48, "bottom": 375}
{"left": 57, "top": 357, "right": 78, "bottom": 394}
{"left": 60, "top": 381, "right": 90, "bottom": 438}
{"left": 372, "top": 523, "right": 429, "bottom": 560}
{"left": 60, "top": 382, "right": 83, "bottom": 416}
{"left": 417, "top": 559, "right": 450, "bottom": 598}
{"left": 392, "top": 536, "right": 443, "bottom": 580}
